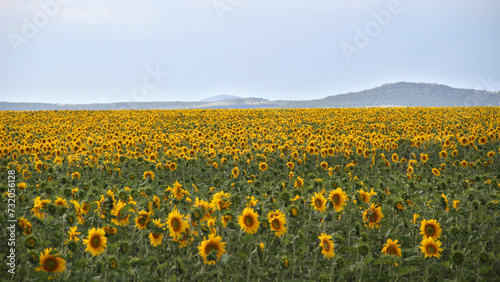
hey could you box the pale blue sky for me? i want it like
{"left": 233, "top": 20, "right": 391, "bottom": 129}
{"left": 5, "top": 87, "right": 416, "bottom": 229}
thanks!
{"left": 1, "top": 0, "right": 499, "bottom": 104}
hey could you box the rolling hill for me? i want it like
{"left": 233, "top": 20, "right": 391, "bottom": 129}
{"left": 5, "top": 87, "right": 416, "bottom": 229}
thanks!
{"left": 1, "top": 82, "right": 499, "bottom": 111}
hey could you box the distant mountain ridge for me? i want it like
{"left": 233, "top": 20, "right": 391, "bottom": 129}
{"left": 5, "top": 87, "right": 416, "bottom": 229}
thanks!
{"left": 198, "top": 95, "right": 241, "bottom": 102}
{"left": 2, "top": 82, "right": 499, "bottom": 111}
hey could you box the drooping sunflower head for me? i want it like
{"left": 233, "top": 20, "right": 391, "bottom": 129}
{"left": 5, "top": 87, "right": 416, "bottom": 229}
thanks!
{"left": 135, "top": 210, "right": 151, "bottom": 230}
{"left": 394, "top": 202, "right": 405, "bottom": 212}
{"left": 381, "top": 239, "right": 402, "bottom": 257}
{"left": 420, "top": 219, "right": 442, "bottom": 240}
{"left": 36, "top": 248, "right": 66, "bottom": 273}
{"left": 83, "top": 228, "right": 107, "bottom": 256}
{"left": 148, "top": 232, "right": 163, "bottom": 247}
{"left": 238, "top": 207, "right": 260, "bottom": 234}
{"left": 419, "top": 237, "right": 443, "bottom": 258}
{"left": 441, "top": 193, "right": 449, "bottom": 211}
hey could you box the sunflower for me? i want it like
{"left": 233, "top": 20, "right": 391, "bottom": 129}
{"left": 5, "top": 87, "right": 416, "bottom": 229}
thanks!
{"left": 232, "top": 166, "right": 239, "bottom": 178}
{"left": 72, "top": 171, "right": 81, "bottom": 179}
{"left": 111, "top": 200, "right": 133, "bottom": 226}
{"left": 238, "top": 207, "right": 260, "bottom": 234}
{"left": 318, "top": 233, "right": 335, "bottom": 258}
{"left": 143, "top": 170, "right": 155, "bottom": 180}
{"left": 289, "top": 205, "right": 299, "bottom": 217}
{"left": 83, "top": 228, "right": 107, "bottom": 256}
{"left": 439, "top": 150, "right": 448, "bottom": 159}
{"left": 478, "top": 136, "right": 487, "bottom": 145}
{"left": 420, "top": 154, "right": 429, "bottom": 162}
{"left": 259, "top": 162, "right": 268, "bottom": 171}
{"left": 394, "top": 202, "right": 405, "bottom": 212}
{"left": 320, "top": 161, "right": 328, "bottom": 170}
{"left": 294, "top": 177, "right": 304, "bottom": 188}
{"left": 55, "top": 197, "right": 68, "bottom": 207}
{"left": 286, "top": 161, "right": 294, "bottom": 170}
{"left": 18, "top": 182, "right": 27, "bottom": 191}
{"left": 66, "top": 226, "right": 81, "bottom": 243}
{"left": 432, "top": 168, "right": 440, "bottom": 176}
{"left": 419, "top": 237, "right": 443, "bottom": 258}
{"left": 381, "top": 239, "right": 402, "bottom": 257}
{"left": 167, "top": 208, "right": 189, "bottom": 239}
{"left": 149, "top": 219, "right": 166, "bottom": 246}
{"left": 452, "top": 200, "right": 460, "bottom": 210}
{"left": 407, "top": 166, "right": 414, "bottom": 174}
{"left": 441, "top": 193, "right": 449, "bottom": 211}
{"left": 169, "top": 162, "right": 177, "bottom": 171}
{"left": 311, "top": 192, "right": 327, "bottom": 212}
{"left": 135, "top": 210, "right": 151, "bottom": 230}
{"left": 36, "top": 248, "right": 66, "bottom": 273}
{"left": 268, "top": 210, "right": 287, "bottom": 237}
{"left": 198, "top": 233, "right": 226, "bottom": 265}
{"left": 420, "top": 219, "right": 442, "bottom": 240}
{"left": 171, "top": 181, "right": 191, "bottom": 201}
{"left": 246, "top": 196, "right": 258, "bottom": 208}
{"left": 459, "top": 136, "right": 468, "bottom": 146}
{"left": 362, "top": 203, "right": 384, "bottom": 229}
{"left": 487, "top": 151, "right": 495, "bottom": 158}
{"left": 391, "top": 153, "right": 399, "bottom": 163}
{"left": 358, "top": 189, "right": 376, "bottom": 204}
{"left": 329, "top": 188, "right": 348, "bottom": 212}
{"left": 460, "top": 160, "right": 468, "bottom": 168}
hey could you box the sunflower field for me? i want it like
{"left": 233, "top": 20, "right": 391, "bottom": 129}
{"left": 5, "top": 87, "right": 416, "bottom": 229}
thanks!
{"left": 1, "top": 107, "right": 499, "bottom": 281}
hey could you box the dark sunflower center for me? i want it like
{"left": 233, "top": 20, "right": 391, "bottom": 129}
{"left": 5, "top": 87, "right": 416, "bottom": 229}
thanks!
{"left": 271, "top": 219, "right": 281, "bottom": 229}
{"left": 172, "top": 219, "right": 181, "bottom": 231}
{"left": 26, "top": 238, "right": 35, "bottom": 247}
{"left": 244, "top": 216, "right": 253, "bottom": 227}
{"left": 323, "top": 241, "right": 330, "bottom": 251}
{"left": 44, "top": 258, "right": 58, "bottom": 272}
{"left": 206, "top": 243, "right": 217, "bottom": 254}
{"left": 194, "top": 211, "right": 201, "bottom": 219}
{"left": 333, "top": 196, "right": 340, "bottom": 204}
{"left": 369, "top": 211, "right": 378, "bottom": 222}
{"left": 427, "top": 245, "right": 436, "bottom": 254}
{"left": 425, "top": 226, "right": 435, "bottom": 236}
{"left": 152, "top": 233, "right": 160, "bottom": 239}
{"left": 138, "top": 217, "right": 147, "bottom": 225}
{"left": 315, "top": 199, "right": 322, "bottom": 207}
{"left": 91, "top": 237, "right": 101, "bottom": 248}
{"left": 387, "top": 246, "right": 397, "bottom": 255}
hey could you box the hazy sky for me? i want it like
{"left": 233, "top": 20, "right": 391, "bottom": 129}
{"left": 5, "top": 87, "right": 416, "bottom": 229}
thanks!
{"left": 1, "top": 0, "right": 499, "bottom": 104}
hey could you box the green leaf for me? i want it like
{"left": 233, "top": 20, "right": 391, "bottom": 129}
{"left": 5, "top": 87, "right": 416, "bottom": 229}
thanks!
{"left": 395, "top": 266, "right": 416, "bottom": 275}
{"left": 220, "top": 253, "right": 231, "bottom": 263}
